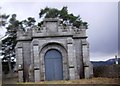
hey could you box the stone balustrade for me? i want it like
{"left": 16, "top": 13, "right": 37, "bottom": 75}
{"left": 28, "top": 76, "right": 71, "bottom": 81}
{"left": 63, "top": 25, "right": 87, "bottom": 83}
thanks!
{"left": 17, "top": 19, "right": 87, "bottom": 41}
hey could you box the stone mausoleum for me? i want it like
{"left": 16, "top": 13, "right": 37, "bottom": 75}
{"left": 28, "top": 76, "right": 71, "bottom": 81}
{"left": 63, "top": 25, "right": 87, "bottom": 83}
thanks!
{"left": 15, "top": 18, "right": 93, "bottom": 82}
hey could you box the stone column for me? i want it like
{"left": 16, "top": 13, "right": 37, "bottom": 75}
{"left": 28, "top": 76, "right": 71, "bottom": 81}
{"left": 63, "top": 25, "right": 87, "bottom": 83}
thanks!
{"left": 82, "top": 42, "right": 91, "bottom": 79}
{"left": 67, "top": 38, "right": 76, "bottom": 80}
{"left": 33, "top": 45, "right": 40, "bottom": 82}
{"left": 17, "top": 48, "right": 24, "bottom": 82}
{"left": 74, "top": 39, "right": 83, "bottom": 79}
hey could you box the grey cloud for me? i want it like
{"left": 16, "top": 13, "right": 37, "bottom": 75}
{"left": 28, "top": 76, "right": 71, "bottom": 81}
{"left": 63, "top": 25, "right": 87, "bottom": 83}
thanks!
{"left": 0, "top": 2, "right": 118, "bottom": 61}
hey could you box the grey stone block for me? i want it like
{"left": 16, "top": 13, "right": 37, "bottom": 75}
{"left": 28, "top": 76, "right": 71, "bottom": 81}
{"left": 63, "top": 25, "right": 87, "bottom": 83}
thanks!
{"left": 34, "top": 70, "right": 40, "bottom": 82}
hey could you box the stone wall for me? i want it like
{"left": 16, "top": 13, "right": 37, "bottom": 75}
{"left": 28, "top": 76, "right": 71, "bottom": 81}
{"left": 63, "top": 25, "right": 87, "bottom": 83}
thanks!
{"left": 93, "top": 64, "right": 120, "bottom": 78}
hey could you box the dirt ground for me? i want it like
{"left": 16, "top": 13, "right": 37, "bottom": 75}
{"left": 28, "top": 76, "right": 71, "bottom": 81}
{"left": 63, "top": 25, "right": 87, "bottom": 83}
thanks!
{"left": 2, "top": 77, "right": 120, "bottom": 84}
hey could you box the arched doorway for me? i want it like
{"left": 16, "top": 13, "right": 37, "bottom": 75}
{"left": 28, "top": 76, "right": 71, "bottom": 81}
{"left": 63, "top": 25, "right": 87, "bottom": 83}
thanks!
{"left": 45, "top": 49, "right": 63, "bottom": 80}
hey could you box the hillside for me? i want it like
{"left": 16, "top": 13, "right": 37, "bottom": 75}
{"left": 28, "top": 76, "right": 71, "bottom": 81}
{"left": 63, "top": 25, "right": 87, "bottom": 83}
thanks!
{"left": 91, "top": 58, "right": 120, "bottom": 67}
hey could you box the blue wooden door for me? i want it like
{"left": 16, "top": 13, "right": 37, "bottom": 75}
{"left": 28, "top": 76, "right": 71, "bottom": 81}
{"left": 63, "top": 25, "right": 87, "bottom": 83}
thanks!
{"left": 45, "top": 49, "right": 63, "bottom": 80}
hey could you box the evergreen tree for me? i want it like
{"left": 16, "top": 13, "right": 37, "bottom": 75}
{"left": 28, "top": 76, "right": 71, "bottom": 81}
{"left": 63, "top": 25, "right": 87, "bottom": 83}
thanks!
{"left": 0, "top": 14, "right": 9, "bottom": 26}
{"left": 38, "top": 6, "right": 88, "bottom": 28}
{"left": 1, "top": 14, "right": 36, "bottom": 74}
{"left": 1, "top": 14, "right": 19, "bottom": 74}
{"left": 20, "top": 17, "right": 36, "bottom": 31}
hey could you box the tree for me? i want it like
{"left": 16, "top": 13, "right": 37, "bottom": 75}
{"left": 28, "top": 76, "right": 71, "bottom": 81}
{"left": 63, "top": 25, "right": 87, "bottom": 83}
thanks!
{"left": 0, "top": 8, "right": 10, "bottom": 74}
{"left": 1, "top": 14, "right": 36, "bottom": 74}
{"left": 0, "top": 14, "right": 9, "bottom": 26}
{"left": 20, "top": 17, "right": 36, "bottom": 31}
{"left": 38, "top": 6, "right": 88, "bottom": 28}
{"left": 1, "top": 14, "right": 19, "bottom": 74}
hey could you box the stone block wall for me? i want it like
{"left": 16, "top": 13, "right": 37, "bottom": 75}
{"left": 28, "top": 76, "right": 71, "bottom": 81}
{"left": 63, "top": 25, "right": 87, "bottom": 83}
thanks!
{"left": 15, "top": 18, "right": 93, "bottom": 82}
{"left": 93, "top": 64, "right": 120, "bottom": 78}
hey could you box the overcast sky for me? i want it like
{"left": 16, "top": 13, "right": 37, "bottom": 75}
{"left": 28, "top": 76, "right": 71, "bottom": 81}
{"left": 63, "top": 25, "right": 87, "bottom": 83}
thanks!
{"left": 0, "top": 0, "right": 118, "bottom": 61}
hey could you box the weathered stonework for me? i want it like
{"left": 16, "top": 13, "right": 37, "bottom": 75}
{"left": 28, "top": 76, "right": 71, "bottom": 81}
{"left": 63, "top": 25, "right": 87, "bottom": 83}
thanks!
{"left": 15, "top": 18, "right": 93, "bottom": 82}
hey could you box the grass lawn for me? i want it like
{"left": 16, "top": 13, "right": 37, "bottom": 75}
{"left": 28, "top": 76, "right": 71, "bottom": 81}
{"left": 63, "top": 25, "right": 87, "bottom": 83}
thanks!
{"left": 3, "top": 77, "right": 120, "bottom": 84}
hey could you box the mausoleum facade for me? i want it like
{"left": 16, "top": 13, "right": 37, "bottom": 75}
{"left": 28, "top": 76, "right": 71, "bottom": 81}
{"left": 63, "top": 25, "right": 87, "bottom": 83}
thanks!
{"left": 15, "top": 18, "right": 93, "bottom": 82}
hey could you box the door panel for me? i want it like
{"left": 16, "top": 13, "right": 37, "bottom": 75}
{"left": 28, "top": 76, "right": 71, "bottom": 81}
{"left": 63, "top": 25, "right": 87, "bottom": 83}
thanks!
{"left": 45, "top": 59, "right": 54, "bottom": 80}
{"left": 54, "top": 59, "right": 63, "bottom": 80}
{"left": 45, "top": 49, "right": 63, "bottom": 80}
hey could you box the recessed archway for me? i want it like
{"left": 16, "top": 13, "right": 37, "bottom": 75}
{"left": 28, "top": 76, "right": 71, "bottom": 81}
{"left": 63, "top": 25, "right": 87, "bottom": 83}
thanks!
{"left": 39, "top": 43, "right": 69, "bottom": 81}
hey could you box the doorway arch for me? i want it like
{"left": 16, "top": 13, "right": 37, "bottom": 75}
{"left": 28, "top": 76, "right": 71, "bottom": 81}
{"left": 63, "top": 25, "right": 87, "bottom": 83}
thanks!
{"left": 39, "top": 43, "right": 69, "bottom": 81}
{"left": 45, "top": 49, "right": 63, "bottom": 80}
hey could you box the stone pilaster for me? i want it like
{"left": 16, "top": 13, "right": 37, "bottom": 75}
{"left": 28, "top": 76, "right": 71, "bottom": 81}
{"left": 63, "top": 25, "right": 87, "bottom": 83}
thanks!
{"left": 74, "top": 39, "right": 83, "bottom": 79}
{"left": 33, "top": 45, "right": 40, "bottom": 82}
{"left": 82, "top": 41, "right": 91, "bottom": 79}
{"left": 67, "top": 38, "right": 76, "bottom": 80}
{"left": 17, "top": 48, "right": 23, "bottom": 82}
